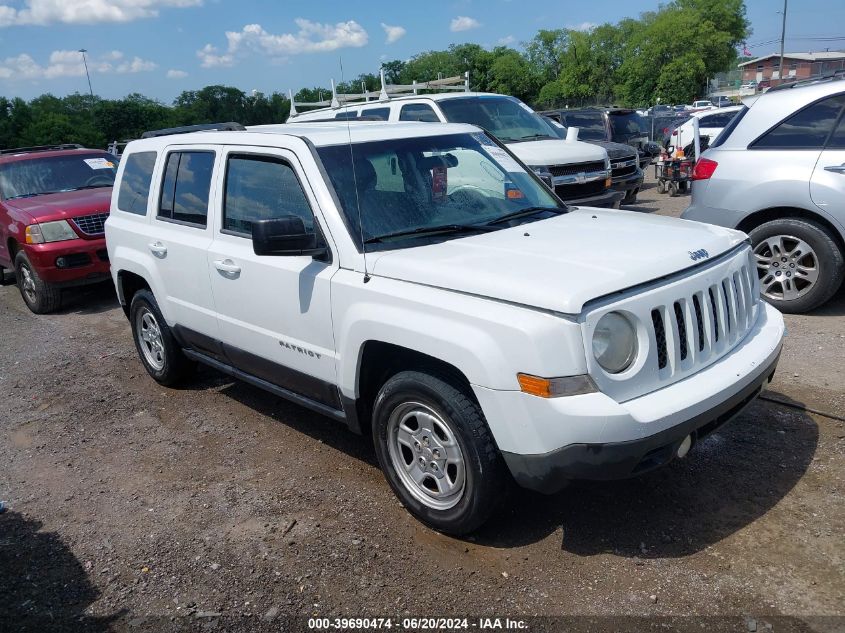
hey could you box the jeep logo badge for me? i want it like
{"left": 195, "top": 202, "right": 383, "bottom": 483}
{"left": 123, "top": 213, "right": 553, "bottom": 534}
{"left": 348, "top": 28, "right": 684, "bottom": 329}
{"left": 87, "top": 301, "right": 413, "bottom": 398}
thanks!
{"left": 688, "top": 249, "right": 709, "bottom": 261}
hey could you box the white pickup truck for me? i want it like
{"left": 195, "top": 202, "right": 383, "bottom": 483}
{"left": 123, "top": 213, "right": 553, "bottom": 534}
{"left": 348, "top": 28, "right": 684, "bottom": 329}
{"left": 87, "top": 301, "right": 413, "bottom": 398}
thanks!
{"left": 105, "top": 121, "right": 784, "bottom": 534}
{"left": 290, "top": 92, "right": 624, "bottom": 209}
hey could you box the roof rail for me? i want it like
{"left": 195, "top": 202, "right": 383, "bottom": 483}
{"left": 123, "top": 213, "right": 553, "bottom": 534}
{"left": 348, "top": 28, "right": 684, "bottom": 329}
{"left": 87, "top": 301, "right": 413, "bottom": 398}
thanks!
{"left": 140, "top": 122, "right": 246, "bottom": 139}
{"left": 290, "top": 115, "right": 392, "bottom": 123}
{"left": 766, "top": 69, "right": 845, "bottom": 92}
{"left": 0, "top": 143, "right": 84, "bottom": 155}
{"left": 289, "top": 69, "right": 470, "bottom": 116}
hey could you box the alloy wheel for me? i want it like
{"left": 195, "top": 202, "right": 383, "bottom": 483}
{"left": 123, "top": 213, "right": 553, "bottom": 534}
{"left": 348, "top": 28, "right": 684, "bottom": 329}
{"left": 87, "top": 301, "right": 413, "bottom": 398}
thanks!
{"left": 754, "top": 234, "right": 819, "bottom": 302}
{"left": 386, "top": 401, "right": 466, "bottom": 511}
{"left": 136, "top": 307, "right": 166, "bottom": 371}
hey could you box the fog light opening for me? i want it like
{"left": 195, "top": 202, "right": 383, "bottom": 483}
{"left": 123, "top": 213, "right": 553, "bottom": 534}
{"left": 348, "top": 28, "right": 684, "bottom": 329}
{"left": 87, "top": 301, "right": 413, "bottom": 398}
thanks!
{"left": 676, "top": 434, "right": 693, "bottom": 459}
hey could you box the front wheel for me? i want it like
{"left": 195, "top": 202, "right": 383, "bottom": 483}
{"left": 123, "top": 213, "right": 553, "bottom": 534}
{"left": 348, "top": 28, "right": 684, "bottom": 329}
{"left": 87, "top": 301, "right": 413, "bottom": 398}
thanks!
{"left": 372, "top": 371, "right": 506, "bottom": 535}
{"left": 750, "top": 218, "right": 844, "bottom": 313}
{"left": 14, "top": 251, "right": 62, "bottom": 314}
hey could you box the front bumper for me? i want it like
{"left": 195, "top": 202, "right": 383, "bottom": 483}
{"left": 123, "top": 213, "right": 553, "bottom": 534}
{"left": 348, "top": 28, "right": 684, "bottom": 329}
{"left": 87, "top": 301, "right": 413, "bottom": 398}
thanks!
{"left": 24, "top": 238, "right": 110, "bottom": 285}
{"left": 565, "top": 189, "right": 625, "bottom": 209}
{"left": 473, "top": 302, "right": 784, "bottom": 493}
{"left": 611, "top": 169, "right": 644, "bottom": 200}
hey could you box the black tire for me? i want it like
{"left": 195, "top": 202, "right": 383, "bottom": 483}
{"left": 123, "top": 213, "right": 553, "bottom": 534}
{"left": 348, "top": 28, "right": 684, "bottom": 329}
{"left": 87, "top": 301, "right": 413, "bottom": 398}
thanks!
{"left": 14, "top": 250, "right": 62, "bottom": 314}
{"left": 129, "top": 289, "right": 195, "bottom": 386}
{"left": 749, "top": 218, "right": 845, "bottom": 314}
{"left": 622, "top": 190, "right": 638, "bottom": 205}
{"left": 669, "top": 181, "right": 679, "bottom": 197}
{"left": 372, "top": 370, "right": 506, "bottom": 535}
{"left": 657, "top": 180, "right": 667, "bottom": 194}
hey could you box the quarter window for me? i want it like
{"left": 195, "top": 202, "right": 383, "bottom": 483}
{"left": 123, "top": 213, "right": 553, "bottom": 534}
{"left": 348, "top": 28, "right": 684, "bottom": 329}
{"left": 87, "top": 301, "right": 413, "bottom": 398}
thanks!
{"left": 360, "top": 107, "right": 391, "bottom": 121}
{"left": 117, "top": 151, "right": 156, "bottom": 215}
{"left": 752, "top": 94, "right": 845, "bottom": 149}
{"left": 223, "top": 155, "right": 314, "bottom": 235}
{"left": 829, "top": 111, "right": 845, "bottom": 149}
{"left": 158, "top": 151, "right": 215, "bottom": 227}
{"left": 399, "top": 103, "right": 440, "bottom": 122}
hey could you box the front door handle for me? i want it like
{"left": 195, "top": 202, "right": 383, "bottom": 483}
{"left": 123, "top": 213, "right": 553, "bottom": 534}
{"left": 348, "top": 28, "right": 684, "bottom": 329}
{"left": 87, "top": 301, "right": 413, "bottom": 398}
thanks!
{"left": 148, "top": 241, "right": 167, "bottom": 257}
{"left": 823, "top": 164, "right": 845, "bottom": 174}
{"left": 213, "top": 259, "right": 241, "bottom": 275}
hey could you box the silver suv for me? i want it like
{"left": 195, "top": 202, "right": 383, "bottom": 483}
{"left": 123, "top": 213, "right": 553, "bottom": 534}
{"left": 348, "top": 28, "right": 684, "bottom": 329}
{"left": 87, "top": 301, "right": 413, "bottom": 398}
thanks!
{"left": 683, "top": 77, "right": 845, "bottom": 313}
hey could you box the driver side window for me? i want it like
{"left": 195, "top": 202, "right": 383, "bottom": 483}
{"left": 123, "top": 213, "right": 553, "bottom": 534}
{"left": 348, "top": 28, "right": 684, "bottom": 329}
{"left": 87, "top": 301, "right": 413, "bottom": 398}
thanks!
{"left": 223, "top": 154, "right": 315, "bottom": 236}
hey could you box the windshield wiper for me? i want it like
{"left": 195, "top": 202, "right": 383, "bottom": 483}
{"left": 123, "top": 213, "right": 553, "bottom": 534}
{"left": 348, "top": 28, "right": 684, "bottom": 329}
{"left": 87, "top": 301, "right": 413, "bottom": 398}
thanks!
{"left": 515, "top": 133, "right": 554, "bottom": 141}
{"left": 484, "top": 206, "right": 567, "bottom": 226}
{"left": 364, "top": 223, "right": 498, "bottom": 244}
{"left": 65, "top": 184, "right": 113, "bottom": 191}
{"left": 5, "top": 193, "right": 38, "bottom": 200}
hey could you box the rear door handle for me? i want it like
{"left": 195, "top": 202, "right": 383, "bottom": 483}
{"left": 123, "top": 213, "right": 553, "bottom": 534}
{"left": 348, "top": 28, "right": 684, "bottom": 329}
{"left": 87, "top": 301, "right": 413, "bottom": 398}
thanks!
{"left": 148, "top": 242, "right": 167, "bottom": 257}
{"left": 213, "top": 259, "right": 241, "bottom": 275}
{"left": 823, "top": 164, "right": 845, "bottom": 174}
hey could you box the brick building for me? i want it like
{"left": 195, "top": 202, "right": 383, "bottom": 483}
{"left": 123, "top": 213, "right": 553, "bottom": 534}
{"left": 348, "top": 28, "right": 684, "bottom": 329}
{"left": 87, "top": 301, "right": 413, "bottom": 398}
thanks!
{"left": 738, "top": 51, "right": 845, "bottom": 86}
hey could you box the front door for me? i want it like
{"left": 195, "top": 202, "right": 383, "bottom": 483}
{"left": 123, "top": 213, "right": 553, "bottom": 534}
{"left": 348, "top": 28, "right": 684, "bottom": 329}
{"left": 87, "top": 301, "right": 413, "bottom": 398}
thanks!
{"left": 206, "top": 146, "right": 339, "bottom": 409}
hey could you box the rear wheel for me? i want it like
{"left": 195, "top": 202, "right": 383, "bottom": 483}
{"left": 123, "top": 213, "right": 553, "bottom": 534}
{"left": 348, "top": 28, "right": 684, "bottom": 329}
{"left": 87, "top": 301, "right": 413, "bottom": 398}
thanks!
{"left": 750, "top": 218, "right": 844, "bottom": 313}
{"left": 129, "top": 289, "right": 195, "bottom": 385}
{"left": 372, "top": 370, "right": 506, "bottom": 535}
{"left": 14, "top": 251, "right": 62, "bottom": 314}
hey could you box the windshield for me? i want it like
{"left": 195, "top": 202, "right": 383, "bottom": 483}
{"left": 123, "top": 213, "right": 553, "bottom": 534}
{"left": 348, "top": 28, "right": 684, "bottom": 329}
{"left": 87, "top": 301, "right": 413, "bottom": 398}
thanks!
{"left": 317, "top": 132, "right": 563, "bottom": 251}
{"left": 608, "top": 113, "right": 646, "bottom": 142}
{"left": 560, "top": 113, "right": 607, "bottom": 141}
{"left": 0, "top": 153, "right": 117, "bottom": 200}
{"left": 437, "top": 96, "right": 558, "bottom": 143}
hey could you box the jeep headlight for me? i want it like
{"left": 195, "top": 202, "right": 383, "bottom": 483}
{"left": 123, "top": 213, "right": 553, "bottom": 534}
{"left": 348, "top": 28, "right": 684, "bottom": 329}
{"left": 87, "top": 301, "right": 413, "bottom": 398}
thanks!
{"left": 25, "top": 220, "right": 77, "bottom": 244}
{"left": 592, "top": 312, "right": 638, "bottom": 374}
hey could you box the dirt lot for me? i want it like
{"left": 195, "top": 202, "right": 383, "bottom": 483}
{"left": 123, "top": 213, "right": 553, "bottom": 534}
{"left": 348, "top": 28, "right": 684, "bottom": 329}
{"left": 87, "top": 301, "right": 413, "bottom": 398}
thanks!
{"left": 1, "top": 174, "right": 844, "bottom": 632}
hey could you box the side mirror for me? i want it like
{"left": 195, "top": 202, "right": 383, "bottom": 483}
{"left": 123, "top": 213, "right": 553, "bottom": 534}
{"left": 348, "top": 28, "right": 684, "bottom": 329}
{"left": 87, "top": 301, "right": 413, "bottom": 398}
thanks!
{"left": 251, "top": 217, "right": 327, "bottom": 257}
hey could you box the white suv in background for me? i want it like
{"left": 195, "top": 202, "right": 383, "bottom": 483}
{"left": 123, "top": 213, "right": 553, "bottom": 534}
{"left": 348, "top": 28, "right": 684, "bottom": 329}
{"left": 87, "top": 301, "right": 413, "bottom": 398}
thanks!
{"left": 684, "top": 78, "right": 845, "bottom": 313}
{"left": 106, "top": 121, "right": 784, "bottom": 534}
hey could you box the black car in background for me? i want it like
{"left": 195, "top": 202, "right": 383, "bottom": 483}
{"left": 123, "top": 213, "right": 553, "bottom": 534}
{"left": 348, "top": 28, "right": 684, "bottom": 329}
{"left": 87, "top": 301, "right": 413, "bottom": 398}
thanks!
{"left": 540, "top": 108, "right": 646, "bottom": 204}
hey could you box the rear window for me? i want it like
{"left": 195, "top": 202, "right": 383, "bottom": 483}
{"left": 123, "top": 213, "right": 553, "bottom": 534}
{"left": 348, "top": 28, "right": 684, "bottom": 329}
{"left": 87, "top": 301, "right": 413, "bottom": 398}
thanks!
{"left": 117, "top": 151, "right": 157, "bottom": 215}
{"left": 559, "top": 113, "right": 607, "bottom": 141}
{"left": 360, "top": 107, "right": 390, "bottom": 121}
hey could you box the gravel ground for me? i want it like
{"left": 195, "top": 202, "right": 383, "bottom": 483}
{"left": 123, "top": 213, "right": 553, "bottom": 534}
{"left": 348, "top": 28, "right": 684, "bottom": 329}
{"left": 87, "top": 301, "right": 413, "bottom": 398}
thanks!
{"left": 1, "top": 173, "right": 843, "bottom": 632}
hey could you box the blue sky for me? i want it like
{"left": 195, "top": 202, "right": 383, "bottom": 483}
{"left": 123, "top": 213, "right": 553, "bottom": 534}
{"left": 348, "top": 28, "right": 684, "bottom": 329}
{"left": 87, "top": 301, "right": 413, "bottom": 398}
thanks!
{"left": 1, "top": 0, "right": 843, "bottom": 102}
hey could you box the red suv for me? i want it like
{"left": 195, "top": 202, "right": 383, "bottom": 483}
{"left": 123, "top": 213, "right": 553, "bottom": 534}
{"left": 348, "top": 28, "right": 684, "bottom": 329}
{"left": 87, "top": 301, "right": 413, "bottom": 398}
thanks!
{"left": 0, "top": 144, "right": 117, "bottom": 313}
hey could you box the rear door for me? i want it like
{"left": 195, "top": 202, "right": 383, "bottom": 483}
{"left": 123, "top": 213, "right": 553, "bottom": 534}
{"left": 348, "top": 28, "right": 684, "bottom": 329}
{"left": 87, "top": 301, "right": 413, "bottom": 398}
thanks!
{"left": 205, "top": 145, "right": 340, "bottom": 410}
{"left": 810, "top": 95, "right": 845, "bottom": 230}
{"left": 149, "top": 146, "right": 221, "bottom": 355}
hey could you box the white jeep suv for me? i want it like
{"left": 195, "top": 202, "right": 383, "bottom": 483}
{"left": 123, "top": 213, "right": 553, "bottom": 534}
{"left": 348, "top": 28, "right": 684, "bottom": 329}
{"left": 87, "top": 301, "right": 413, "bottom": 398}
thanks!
{"left": 106, "top": 121, "right": 784, "bottom": 534}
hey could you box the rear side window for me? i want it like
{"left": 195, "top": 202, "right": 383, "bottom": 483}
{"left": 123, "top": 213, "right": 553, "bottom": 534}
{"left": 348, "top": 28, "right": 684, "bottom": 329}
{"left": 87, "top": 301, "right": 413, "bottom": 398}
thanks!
{"left": 399, "top": 103, "right": 440, "bottom": 122}
{"left": 700, "top": 111, "right": 735, "bottom": 128}
{"left": 117, "top": 151, "right": 156, "bottom": 215}
{"left": 158, "top": 151, "right": 215, "bottom": 227}
{"left": 752, "top": 94, "right": 845, "bottom": 149}
{"left": 335, "top": 110, "right": 359, "bottom": 119}
{"left": 223, "top": 155, "right": 314, "bottom": 235}
{"left": 360, "top": 107, "right": 390, "bottom": 121}
{"left": 827, "top": 109, "right": 845, "bottom": 148}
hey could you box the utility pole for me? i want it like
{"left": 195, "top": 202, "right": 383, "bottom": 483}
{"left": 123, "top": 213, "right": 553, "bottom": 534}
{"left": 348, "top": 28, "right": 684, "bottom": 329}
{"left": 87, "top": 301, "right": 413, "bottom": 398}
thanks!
{"left": 778, "top": 0, "right": 788, "bottom": 82}
{"left": 78, "top": 49, "right": 94, "bottom": 103}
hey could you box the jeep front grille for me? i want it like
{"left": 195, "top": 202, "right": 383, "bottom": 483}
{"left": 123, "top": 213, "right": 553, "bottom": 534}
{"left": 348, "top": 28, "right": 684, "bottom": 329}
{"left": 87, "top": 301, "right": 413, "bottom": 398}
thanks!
{"left": 582, "top": 246, "right": 760, "bottom": 403}
{"left": 72, "top": 212, "right": 109, "bottom": 236}
{"left": 649, "top": 263, "right": 757, "bottom": 379}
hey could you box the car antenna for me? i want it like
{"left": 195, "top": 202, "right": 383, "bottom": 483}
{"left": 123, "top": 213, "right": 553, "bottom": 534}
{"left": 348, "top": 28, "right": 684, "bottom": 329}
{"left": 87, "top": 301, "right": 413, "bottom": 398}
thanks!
{"left": 339, "top": 61, "right": 370, "bottom": 283}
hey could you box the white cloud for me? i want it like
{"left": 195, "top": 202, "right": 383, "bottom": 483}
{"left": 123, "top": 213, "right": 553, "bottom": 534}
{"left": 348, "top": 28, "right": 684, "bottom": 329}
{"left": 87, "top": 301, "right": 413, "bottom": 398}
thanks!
{"left": 0, "top": 49, "right": 156, "bottom": 79}
{"left": 166, "top": 69, "right": 187, "bottom": 79}
{"left": 196, "top": 43, "right": 234, "bottom": 68}
{"left": 567, "top": 21, "right": 597, "bottom": 32}
{"left": 497, "top": 35, "right": 515, "bottom": 46}
{"left": 0, "top": 0, "right": 201, "bottom": 27}
{"left": 450, "top": 16, "right": 480, "bottom": 32}
{"left": 199, "top": 19, "right": 368, "bottom": 68}
{"left": 381, "top": 22, "right": 406, "bottom": 44}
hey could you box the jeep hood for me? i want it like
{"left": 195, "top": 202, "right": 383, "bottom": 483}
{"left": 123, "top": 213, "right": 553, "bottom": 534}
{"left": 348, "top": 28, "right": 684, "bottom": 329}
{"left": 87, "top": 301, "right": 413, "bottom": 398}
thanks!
{"left": 4, "top": 188, "right": 112, "bottom": 223}
{"left": 368, "top": 208, "right": 747, "bottom": 314}
{"left": 505, "top": 138, "right": 607, "bottom": 168}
